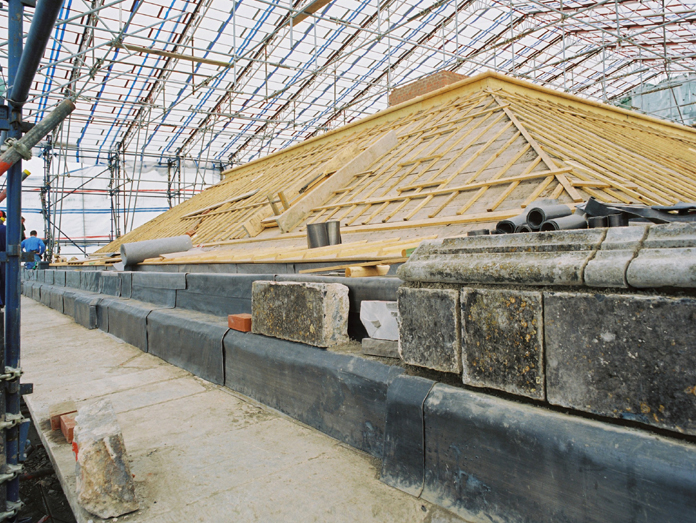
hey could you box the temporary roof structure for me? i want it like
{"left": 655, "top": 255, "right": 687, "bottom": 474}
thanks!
{"left": 79, "top": 71, "right": 696, "bottom": 268}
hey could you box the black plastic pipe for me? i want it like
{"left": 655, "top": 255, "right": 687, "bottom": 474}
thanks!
{"left": 496, "top": 211, "right": 529, "bottom": 234}
{"left": 540, "top": 213, "right": 588, "bottom": 231}
{"left": 527, "top": 204, "right": 572, "bottom": 229}
{"left": 9, "top": 0, "right": 65, "bottom": 105}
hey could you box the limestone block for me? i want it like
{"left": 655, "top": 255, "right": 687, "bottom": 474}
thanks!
{"left": 545, "top": 292, "right": 696, "bottom": 435}
{"left": 397, "top": 286, "right": 461, "bottom": 373}
{"left": 626, "top": 223, "right": 696, "bottom": 288}
{"left": 461, "top": 288, "right": 544, "bottom": 399}
{"left": 584, "top": 225, "right": 648, "bottom": 288}
{"left": 362, "top": 338, "right": 399, "bottom": 359}
{"left": 398, "top": 229, "right": 604, "bottom": 286}
{"left": 251, "top": 281, "right": 349, "bottom": 347}
{"left": 74, "top": 399, "right": 138, "bottom": 519}
{"left": 360, "top": 300, "right": 399, "bottom": 341}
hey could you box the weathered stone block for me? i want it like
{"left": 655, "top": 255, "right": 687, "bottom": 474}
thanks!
{"left": 362, "top": 338, "right": 399, "bottom": 358}
{"left": 626, "top": 223, "right": 696, "bottom": 288}
{"left": 360, "top": 300, "right": 399, "bottom": 340}
{"left": 546, "top": 292, "right": 696, "bottom": 435}
{"left": 74, "top": 399, "right": 138, "bottom": 519}
{"left": 461, "top": 288, "right": 544, "bottom": 400}
{"left": 584, "top": 225, "right": 648, "bottom": 288}
{"left": 398, "top": 286, "right": 461, "bottom": 373}
{"left": 397, "top": 229, "right": 605, "bottom": 286}
{"left": 251, "top": 281, "right": 349, "bottom": 347}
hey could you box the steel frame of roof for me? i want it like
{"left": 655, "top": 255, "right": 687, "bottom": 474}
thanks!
{"left": 1, "top": 0, "right": 695, "bottom": 253}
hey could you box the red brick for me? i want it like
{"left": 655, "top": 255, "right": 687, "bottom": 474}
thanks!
{"left": 228, "top": 313, "right": 252, "bottom": 332}
{"left": 49, "top": 400, "right": 77, "bottom": 431}
{"left": 60, "top": 413, "right": 77, "bottom": 443}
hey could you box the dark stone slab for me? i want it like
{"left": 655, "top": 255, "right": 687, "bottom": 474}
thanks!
{"left": 175, "top": 293, "right": 250, "bottom": 317}
{"left": 397, "top": 286, "right": 461, "bottom": 373}
{"left": 32, "top": 284, "right": 42, "bottom": 303}
{"left": 44, "top": 271, "right": 55, "bottom": 285}
{"left": 36, "top": 271, "right": 45, "bottom": 283}
{"left": 53, "top": 270, "right": 67, "bottom": 287}
{"left": 224, "top": 330, "right": 403, "bottom": 457}
{"left": 99, "top": 273, "right": 121, "bottom": 297}
{"left": 132, "top": 272, "right": 187, "bottom": 290}
{"left": 380, "top": 375, "right": 434, "bottom": 496}
{"left": 62, "top": 291, "right": 77, "bottom": 319}
{"left": 147, "top": 310, "right": 228, "bottom": 385}
{"left": 130, "top": 286, "right": 176, "bottom": 308}
{"left": 40, "top": 285, "right": 52, "bottom": 307}
{"left": 175, "top": 274, "right": 274, "bottom": 316}
{"left": 65, "top": 271, "right": 81, "bottom": 289}
{"left": 461, "top": 288, "right": 544, "bottom": 400}
{"left": 80, "top": 271, "right": 102, "bottom": 293}
{"left": 186, "top": 273, "right": 273, "bottom": 299}
{"left": 74, "top": 293, "right": 100, "bottom": 329}
{"left": 49, "top": 287, "right": 65, "bottom": 314}
{"left": 107, "top": 300, "right": 153, "bottom": 351}
{"left": 545, "top": 292, "right": 696, "bottom": 435}
{"left": 120, "top": 272, "right": 132, "bottom": 299}
{"left": 422, "top": 383, "right": 696, "bottom": 523}
{"left": 22, "top": 281, "right": 32, "bottom": 297}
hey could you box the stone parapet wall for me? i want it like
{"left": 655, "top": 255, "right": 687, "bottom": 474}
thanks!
{"left": 397, "top": 223, "right": 696, "bottom": 437}
{"left": 398, "top": 223, "right": 696, "bottom": 289}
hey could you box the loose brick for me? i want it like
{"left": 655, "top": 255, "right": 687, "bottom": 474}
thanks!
{"left": 61, "top": 413, "right": 77, "bottom": 443}
{"left": 49, "top": 400, "right": 77, "bottom": 431}
{"left": 228, "top": 313, "right": 252, "bottom": 332}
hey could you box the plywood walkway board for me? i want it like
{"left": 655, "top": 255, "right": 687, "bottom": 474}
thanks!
{"left": 91, "top": 72, "right": 696, "bottom": 266}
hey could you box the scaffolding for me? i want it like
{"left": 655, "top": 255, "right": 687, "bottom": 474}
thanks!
{"left": 0, "top": 0, "right": 694, "bottom": 257}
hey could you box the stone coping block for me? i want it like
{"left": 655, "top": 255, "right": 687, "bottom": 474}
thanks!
{"left": 224, "top": 329, "right": 403, "bottom": 457}
{"left": 147, "top": 309, "right": 228, "bottom": 385}
{"left": 398, "top": 223, "right": 696, "bottom": 289}
{"left": 423, "top": 383, "right": 696, "bottom": 523}
{"left": 584, "top": 225, "right": 648, "bottom": 288}
{"left": 251, "top": 281, "right": 349, "bottom": 347}
{"left": 626, "top": 223, "right": 696, "bottom": 288}
{"left": 398, "top": 286, "right": 461, "bottom": 374}
{"left": 399, "top": 229, "right": 605, "bottom": 286}
{"left": 546, "top": 292, "right": 696, "bottom": 435}
{"left": 462, "top": 288, "right": 544, "bottom": 400}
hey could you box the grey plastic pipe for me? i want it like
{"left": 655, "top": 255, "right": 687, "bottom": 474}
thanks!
{"left": 120, "top": 235, "right": 193, "bottom": 266}
{"left": 539, "top": 213, "right": 588, "bottom": 231}
{"left": 527, "top": 204, "right": 572, "bottom": 229}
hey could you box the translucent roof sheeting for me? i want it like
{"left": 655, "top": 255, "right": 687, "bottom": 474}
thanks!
{"left": 2, "top": 0, "right": 696, "bottom": 170}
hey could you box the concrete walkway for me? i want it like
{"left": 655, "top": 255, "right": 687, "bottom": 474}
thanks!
{"left": 21, "top": 297, "right": 462, "bottom": 523}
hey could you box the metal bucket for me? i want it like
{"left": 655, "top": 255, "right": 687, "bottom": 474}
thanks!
{"left": 307, "top": 222, "right": 329, "bottom": 249}
{"left": 326, "top": 220, "right": 342, "bottom": 245}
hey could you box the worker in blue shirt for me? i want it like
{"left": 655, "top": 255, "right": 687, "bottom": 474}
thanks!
{"left": 21, "top": 230, "right": 46, "bottom": 270}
